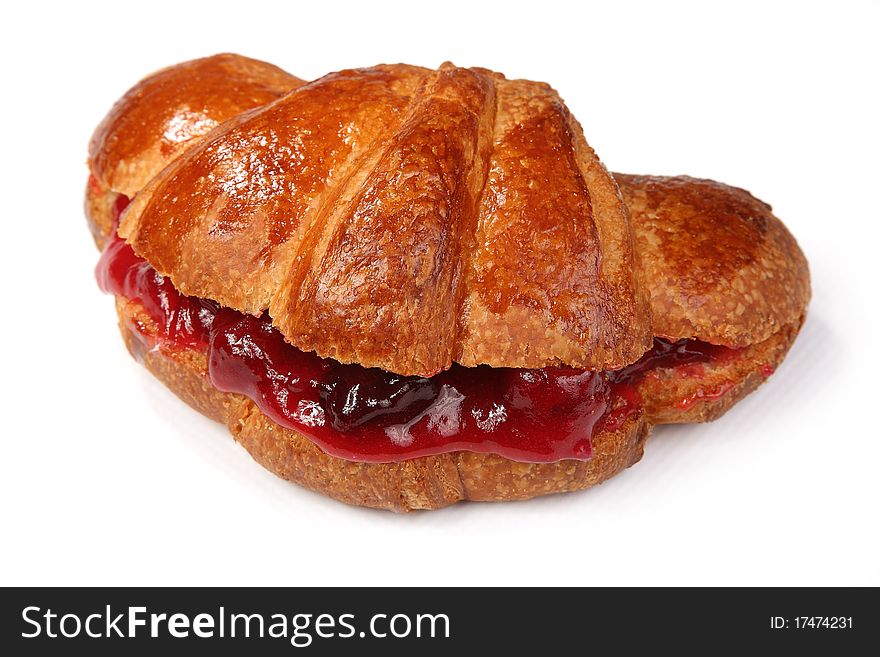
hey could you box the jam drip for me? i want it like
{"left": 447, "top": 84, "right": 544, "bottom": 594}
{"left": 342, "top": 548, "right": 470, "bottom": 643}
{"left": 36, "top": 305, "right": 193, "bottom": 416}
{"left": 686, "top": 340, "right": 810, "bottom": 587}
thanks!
{"left": 95, "top": 193, "right": 736, "bottom": 464}
{"left": 96, "top": 195, "right": 217, "bottom": 348}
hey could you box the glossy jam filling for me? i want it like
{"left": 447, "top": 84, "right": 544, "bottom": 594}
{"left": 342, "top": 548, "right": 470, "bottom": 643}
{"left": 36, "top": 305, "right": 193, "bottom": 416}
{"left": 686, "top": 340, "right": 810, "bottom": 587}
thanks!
{"left": 96, "top": 195, "right": 737, "bottom": 463}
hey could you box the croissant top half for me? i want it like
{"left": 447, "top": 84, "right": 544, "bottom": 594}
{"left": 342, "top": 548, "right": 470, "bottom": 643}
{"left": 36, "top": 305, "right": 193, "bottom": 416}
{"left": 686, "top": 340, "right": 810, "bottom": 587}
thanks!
{"left": 91, "top": 55, "right": 808, "bottom": 377}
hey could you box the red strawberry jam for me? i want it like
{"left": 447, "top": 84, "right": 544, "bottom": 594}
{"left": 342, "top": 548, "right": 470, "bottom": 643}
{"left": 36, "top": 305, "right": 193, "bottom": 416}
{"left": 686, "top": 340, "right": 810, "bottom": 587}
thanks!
{"left": 610, "top": 337, "right": 736, "bottom": 384}
{"left": 95, "top": 193, "right": 738, "bottom": 463}
{"left": 207, "top": 309, "right": 617, "bottom": 461}
{"left": 96, "top": 196, "right": 217, "bottom": 349}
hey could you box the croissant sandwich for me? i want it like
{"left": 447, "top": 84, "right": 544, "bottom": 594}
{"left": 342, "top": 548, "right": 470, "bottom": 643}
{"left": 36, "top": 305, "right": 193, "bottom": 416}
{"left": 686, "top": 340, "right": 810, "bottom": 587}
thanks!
{"left": 86, "top": 54, "right": 810, "bottom": 511}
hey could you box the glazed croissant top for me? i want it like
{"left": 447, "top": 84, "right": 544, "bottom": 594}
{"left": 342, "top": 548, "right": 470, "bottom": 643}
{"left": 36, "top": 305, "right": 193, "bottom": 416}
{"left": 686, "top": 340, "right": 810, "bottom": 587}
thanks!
{"left": 88, "top": 55, "right": 809, "bottom": 377}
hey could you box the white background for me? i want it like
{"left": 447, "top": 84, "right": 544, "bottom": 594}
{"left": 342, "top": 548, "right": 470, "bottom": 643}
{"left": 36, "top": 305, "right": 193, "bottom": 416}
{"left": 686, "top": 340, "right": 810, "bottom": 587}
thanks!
{"left": 2, "top": 0, "right": 877, "bottom": 586}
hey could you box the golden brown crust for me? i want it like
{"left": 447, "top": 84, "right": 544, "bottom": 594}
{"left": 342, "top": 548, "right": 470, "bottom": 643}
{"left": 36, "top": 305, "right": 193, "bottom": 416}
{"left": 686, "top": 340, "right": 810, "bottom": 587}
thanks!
{"left": 91, "top": 58, "right": 810, "bottom": 375}
{"left": 458, "top": 77, "right": 650, "bottom": 372}
{"left": 86, "top": 54, "right": 303, "bottom": 247}
{"left": 114, "top": 296, "right": 800, "bottom": 511}
{"left": 121, "top": 64, "right": 428, "bottom": 318}
{"left": 118, "top": 62, "right": 650, "bottom": 376}
{"left": 88, "top": 53, "right": 303, "bottom": 197}
{"left": 271, "top": 64, "right": 497, "bottom": 375}
{"left": 617, "top": 174, "right": 811, "bottom": 347}
{"left": 85, "top": 175, "right": 117, "bottom": 249}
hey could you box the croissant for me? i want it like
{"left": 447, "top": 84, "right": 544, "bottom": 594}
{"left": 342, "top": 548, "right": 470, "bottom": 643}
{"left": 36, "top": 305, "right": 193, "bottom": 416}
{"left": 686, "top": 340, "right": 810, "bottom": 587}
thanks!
{"left": 86, "top": 54, "right": 810, "bottom": 510}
